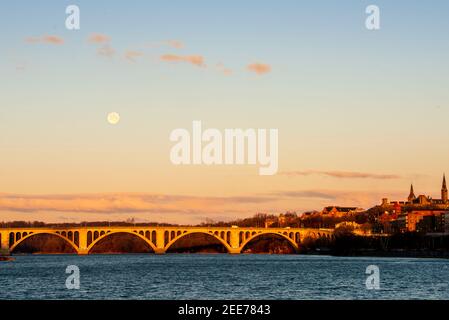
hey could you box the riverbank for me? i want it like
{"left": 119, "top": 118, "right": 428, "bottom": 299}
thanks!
{"left": 5, "top": 250, "right": 449, "bottom": 259}
{"left": 302, "top": 248, "right": 449, "bottom": 259}
{"left": 299, "top": 232, "right": 449, "bottom": 259}
{"left": 0, "top": 256, "right": 15, "bottom": 261}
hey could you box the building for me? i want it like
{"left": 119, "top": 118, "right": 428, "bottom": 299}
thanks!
{"left": 392, "top": 210, "right": 449, "bottom": 233}
{"left": 443, "top": 212, "right": 449, "bottom": 234}
{"left": 416, "top": 215, "right": 443, "bottom": 233}
{"left": 378, "top": 210, "right": 449, "bottom": 234}
{"left": 376, "top": 175, "right": 449, "bottom": 234}
{"left": 381, "top": 174, "right": 449, "bottom": 209}
{"left": 395, "top": 214, "right": 407, "bottom": 233}
{"left": 377, "top": 211, "right": 401, "bottom": 234}
{"left": 406, "top": 211, "right": 439, "bottom": 232}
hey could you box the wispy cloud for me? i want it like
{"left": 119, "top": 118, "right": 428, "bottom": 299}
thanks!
{"left": 216, "top": 62, "right": 232, "bottom": 75}
{"left": 160, "top": 54, "right": 205, "bottom": 67}
{"left": 25, "top": 35, "right": 64, "bottom": 45}
{"left": 268, "top": 189, "right": 406, "bottom": 209}
{"left": 166, "top": 40, "right": 184, "bottom": 49}
{"left": 87, "top": 33, "right": 115, "bottom": 58}
{"left": 0, "top": 192, "right": 274, "bottom": 214}
{"left": 247, "top": 63, "right": 271, "bottom": 75}
{"left": 146, "top": 40, "right": 184, "bottom": 49}
{"left": 0, "top": 189, "right": 408, "bottom": 224}
{"left": 269, "top": 190, "right": 337, "bottom": 200}
{"left": 124, "top": 50, "right": 143, "bottom": 62}
{"left": 88, "top": 33, "right": 111, "bottom": 44}
{"left": 15, "top": 63, "right": 27, "bottom": 72}
{"left": 97, "top": 45, "right": 115, "bottom": 57}
{"left": 280, "top": 170, "right": 401, "bottom": 180}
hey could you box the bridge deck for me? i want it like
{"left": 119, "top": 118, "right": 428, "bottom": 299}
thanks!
{"left": 0, "top": 226, "right": 334, "bottom": 255}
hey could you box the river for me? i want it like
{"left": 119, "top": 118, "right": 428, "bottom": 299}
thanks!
{"left": 1, "top": 254, "right": 448, "bottom": 299}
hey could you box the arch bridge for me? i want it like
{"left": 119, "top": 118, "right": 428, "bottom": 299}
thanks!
{"left": 0, "top": 226, "right": 334, "bottom": 255}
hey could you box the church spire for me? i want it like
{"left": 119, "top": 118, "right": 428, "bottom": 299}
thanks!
{"left": 408, "top": 184, "right": 416, "bottom": 202}
{"left": 442, "top": 174, "right": 448, "bottom": 203}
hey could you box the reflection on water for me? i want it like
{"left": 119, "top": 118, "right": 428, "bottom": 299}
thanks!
{"left": 0, "top": 254, "right": 448, "bottom": 299}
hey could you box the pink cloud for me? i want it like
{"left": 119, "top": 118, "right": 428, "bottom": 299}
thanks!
{"left": 26, "top": 35, "right": 64, "bottom": 45}
{"left": 247, "top": 63, "right": 271, "bottom": 75}
{"left": 270, "top": 189, "right": 406, "bottom": 210}
{"left": 97, "top": 45, "right": 115, "bottom": 57}
{"left": 280, "top": 170, "right": 401, "bottom": 180}
{"left": 216, "top": 62, "right": 232, "bottom": 75}
{"left": 124, "top": 50, "right": 143, "bottom": 62}
{"left": 87, "top": 33, "right": 115, "bottom": 57}
{"left": 146, "top": 40, "right": 185, "bottom": 49}
{"left": 0, "top": 192, "right": 274, "bottom": 214}
{"left": 160, "top": 54, "right": 205, "bottom": 67}
{"left": 0, "top": 189, "right": 406, "bottom": 224}
{"left": 88, "top": 33, "right": 111, "bottom": 44}
{"left": 166, "top": 40, "right": 184, "bottom": 49}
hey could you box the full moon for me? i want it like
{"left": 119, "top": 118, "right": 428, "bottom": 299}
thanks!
{"left": 107, "top": 112, "right": 120, "bottom": 125}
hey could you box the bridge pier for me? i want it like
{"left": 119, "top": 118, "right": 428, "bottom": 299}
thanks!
{"left": 77, "top": 230, "right": 88, "bottom": 255}
{"left": 229, "top": 229, "right": 240, "bottom": 254}
{"left": 155, "top": 230, "right": 165, "bottom": 254}
{"left": 0, "top": 231, "right": 10, "bottom": 255}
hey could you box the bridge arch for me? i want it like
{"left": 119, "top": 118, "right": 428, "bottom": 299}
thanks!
{"left": 9, "top": 232, "right": 79, "bottom": 253}
{"left": 239, "top": 231, "right": 299, "bottom": 253}
{"left": 87, "top": 231, "right": 157, "bottom": 253}
{"left": 164, "top": 231, "right": 232, "bottom": 253}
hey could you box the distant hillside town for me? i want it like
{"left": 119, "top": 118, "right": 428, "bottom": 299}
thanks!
{"left": 374, "top": 174, "right": 449, "bottom": 234}
{"left": 203, "top": 174, "right": 449, "bottom": 236}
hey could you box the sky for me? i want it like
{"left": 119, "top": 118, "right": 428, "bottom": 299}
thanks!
{"left": 1, "top": 1, "right": 449, "bottom": 224}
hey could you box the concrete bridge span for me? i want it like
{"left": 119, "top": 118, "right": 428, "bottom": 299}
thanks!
{"left": 0, "top": 226, "right": 334, "bottom": 255}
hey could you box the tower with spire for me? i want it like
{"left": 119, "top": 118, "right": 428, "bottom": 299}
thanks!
{"left": 442, "top": 174, "right": 448, "bottom": 203}
{"left": 408, "top": 184, "right": 416, "bottom": 202}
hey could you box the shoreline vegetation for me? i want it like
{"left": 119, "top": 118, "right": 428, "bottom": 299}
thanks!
{"left": 3, "top": 251, "right": 448, "bottom": 259}
{"left": 0, "top": 256, "right": 14, "bottom": 261}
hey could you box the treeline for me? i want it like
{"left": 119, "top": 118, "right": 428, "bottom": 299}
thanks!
{"left": 199, "top": 211, "right": 375, "bottom": 229}
{"left": 0, "top": 210, "right": 380, "bottom": 229}
{"left": 1, "top": 206, "right": 441, "bottom": 232}
{"left": 301, "top": 228, "right": 449, "bottom": 258}
{"left": 199, "top": 213, "right": 276, "bottom": 228}
{"left": 0, "top": 220, "right": 180, "bottom": 228}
